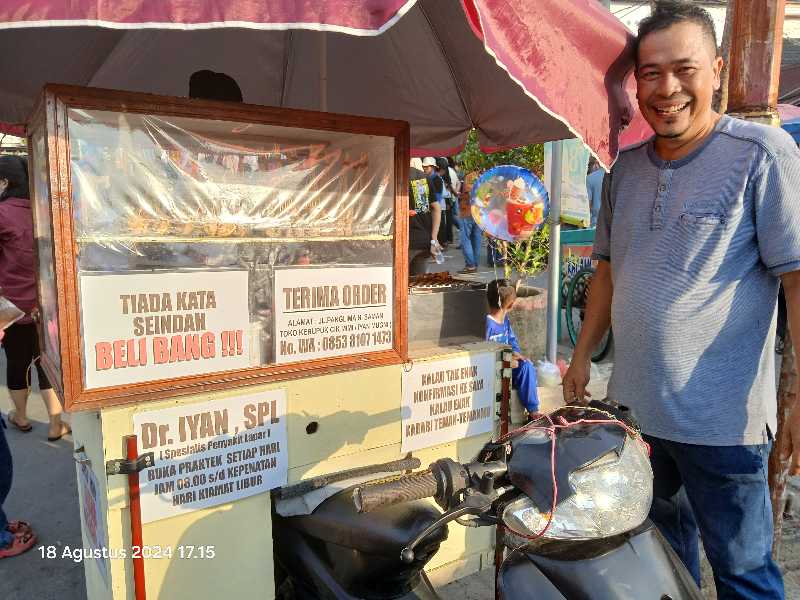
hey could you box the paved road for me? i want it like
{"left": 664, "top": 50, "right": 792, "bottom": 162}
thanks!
{"left": 0, "top": 355, "right": 84, "bottom": 600}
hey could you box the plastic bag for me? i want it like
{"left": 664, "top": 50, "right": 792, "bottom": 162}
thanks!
{"left": 0, "top": 296, "right": 24, "bottom": 330}
{"left": 536, "top": 360, "right": 562, "bottom": 387}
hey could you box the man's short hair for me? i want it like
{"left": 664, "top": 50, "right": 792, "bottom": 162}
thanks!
{"left": 635, "top": 0, "right": 718, "bottom": 64}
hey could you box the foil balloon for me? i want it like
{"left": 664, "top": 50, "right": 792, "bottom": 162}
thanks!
{"left": 470, "top": 165, "right": 549, "bottom": 242}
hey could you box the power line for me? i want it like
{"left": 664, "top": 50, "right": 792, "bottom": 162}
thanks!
{"left": 613, "top": 1, "right": 644, "bottom": 16}
{"left": 613, "top": 1, "right": 650, "bottom": 20}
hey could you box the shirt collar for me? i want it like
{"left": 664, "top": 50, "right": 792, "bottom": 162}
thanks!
{"left": 646, "top": 114, "right": 729, "bottom": 170}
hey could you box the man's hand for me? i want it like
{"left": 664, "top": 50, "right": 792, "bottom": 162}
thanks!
{"left": 562, "top": 261, "right": 613, "bottom": 405}
{"left": 562, "top": 355, "right": 592, "bottom": 405}
{"left": 781, "top": 271, "right": 800, "bottom": 475}
{"left": 784, "top": 406, "right": 800, "bottom": 475}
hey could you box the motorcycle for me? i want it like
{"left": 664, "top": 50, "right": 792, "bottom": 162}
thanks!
{"left": 272, "top": 401, "right": 702, "bottom": 599}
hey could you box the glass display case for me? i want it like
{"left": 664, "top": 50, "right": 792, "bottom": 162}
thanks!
{"left": 28, "top": 85, "right": 409, "bottom": 410}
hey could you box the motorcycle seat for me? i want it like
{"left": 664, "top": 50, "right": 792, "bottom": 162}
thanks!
{"left": 284, "top": 488, "right": 448, "bottom": 556}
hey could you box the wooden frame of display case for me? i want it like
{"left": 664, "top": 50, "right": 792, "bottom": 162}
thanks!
{"left": 28, "top": 85, "right": 410, "bottom": 411}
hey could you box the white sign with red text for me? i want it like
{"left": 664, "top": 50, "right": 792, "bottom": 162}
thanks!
{"left": 80, "top": 271, "right": 250, "bottom": 389}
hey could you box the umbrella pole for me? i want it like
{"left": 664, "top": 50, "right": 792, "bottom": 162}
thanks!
{"left": 546, "top": 141, "right": 564, "bottom": 364}
{"left": 321, "top": 33, "right": 328, "bottom": 112}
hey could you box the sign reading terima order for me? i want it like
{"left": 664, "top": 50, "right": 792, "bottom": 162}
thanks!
{"left": 273, "top": 266, "right": 394, "bottom": 363}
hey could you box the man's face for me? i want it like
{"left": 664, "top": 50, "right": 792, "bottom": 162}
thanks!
{"left": 636, "top": 21, "right": 723, "bottom": 141}
{"left": 423, "top": 165, "right": 434, "bottom": 175}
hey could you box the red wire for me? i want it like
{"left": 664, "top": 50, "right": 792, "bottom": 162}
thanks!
{"left": 498, "top": 411, "right": 649, "bottom": 542}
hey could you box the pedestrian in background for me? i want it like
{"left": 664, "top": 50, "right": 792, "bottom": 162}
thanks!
{"left": 0, "top": 331, "right": 37, "bottom": 559}
{"left": 421, "top": 157, "right": 447, "bottom": 252}
{"left": 585, "top": 157, "right": 605, "bottom": 228}
{"left": 0, "top": 156, "right": 69, "bottom": 441}
{"left": 457, "top": 172, "right": 482, "bottom": 274}
{"left": 436, "top": 157, "right": 456, "bottom": 248}
{"left": 409, "top": 158, "right": 443, "bottom": 273}
{"left": 446, "top": 157, "right": 462, "bottom": 243}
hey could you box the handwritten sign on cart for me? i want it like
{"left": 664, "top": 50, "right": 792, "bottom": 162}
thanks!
{"left": 401, "top": 354, "right": 495, "bottom": 453}
{"left": 133, "top": 389, "right": 288, "bottom": 523}
{"left": 80, "top": 270, "right": 250, "bottom": 389}
{"left": 273, "top": 266, "right": 393, "bottom": 364}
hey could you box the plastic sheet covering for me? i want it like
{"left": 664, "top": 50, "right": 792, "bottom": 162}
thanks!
{"left": 68, "top": 109, "right": 394, "bottom": 246}
{"left": 31, "top": 127, "right": 63, "bottom": 382}
{"left": 66, "top": 109, "right": 396, "bottom": 373}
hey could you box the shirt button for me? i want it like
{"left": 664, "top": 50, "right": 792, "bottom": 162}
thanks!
{"left": 655, "top": 205, "right": 662, "bottom": 212}
{"left": 658, "top": 185, "right": 666, "bottom": 192}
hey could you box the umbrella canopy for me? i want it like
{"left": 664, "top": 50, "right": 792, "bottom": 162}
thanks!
{"left": 0, "top": 0, "right": 638, "bottom": 166}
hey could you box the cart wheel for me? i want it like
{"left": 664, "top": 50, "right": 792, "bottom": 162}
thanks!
{"left": 565, "top": 267, "right": 612, "bottom": 362}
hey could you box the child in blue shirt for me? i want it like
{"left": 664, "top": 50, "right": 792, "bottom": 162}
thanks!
{"left": 485, "top": 279, "right": 539, "bottom": 416}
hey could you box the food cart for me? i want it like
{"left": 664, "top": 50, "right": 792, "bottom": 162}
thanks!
{"left": 1, "top": 1, "right": 645, "bottom": 596}
{"left": 29, "top": 84, "right": 505, "bottom": 599}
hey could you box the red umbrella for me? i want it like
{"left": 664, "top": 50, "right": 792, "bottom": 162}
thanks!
{"left": 0, "top": 0, "right": 638, "bottom": 166}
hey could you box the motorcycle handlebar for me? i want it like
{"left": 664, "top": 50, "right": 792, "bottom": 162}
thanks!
{"left": 353, "top": 470, "right": 440, "bottom": 513}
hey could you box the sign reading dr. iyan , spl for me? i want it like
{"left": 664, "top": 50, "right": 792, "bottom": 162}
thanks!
{"left": 133, "top": 389, "right": 288, "bottom": 523}
{"left": 401, "top": 353, "right": 495, "bottom": 453}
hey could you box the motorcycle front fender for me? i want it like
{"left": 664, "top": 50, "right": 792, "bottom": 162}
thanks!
{"left": 497, "top": 552, "right": 567, "bottom": 600}
{"left": 498, "top": 521, "right": 702, "bottom": 600}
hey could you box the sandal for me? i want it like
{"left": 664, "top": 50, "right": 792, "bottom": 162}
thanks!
{"left": 6, "top": 411, "right": 32, "bottom": 433}
{"left": 47, "top": 422, "right": 71, "bottom": 442}
{"left": 6, "top": 521, "right": 32, "bottom": 535}
{"left": 0, "top": 529, "right": 37, "bottom": 559}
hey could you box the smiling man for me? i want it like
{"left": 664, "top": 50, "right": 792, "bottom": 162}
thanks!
{"left": 562, "top": 1, "right": 800, "bottom": 598}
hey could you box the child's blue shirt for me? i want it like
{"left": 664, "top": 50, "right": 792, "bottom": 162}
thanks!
{"left": 485, "top": 315, "right": 521, "bottom": 353}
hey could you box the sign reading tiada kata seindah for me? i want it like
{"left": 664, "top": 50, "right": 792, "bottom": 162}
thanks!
{"left": 273, "top": 266, "right": 393, "bottom": 363}
{"left": 401, "top": 353, "right": 495, "bottom": 453}
{"left": 79, "top": 271, "right": 251, "bottom": 389}
{"left": 133, "top": 389, "right": 287, "bottom": 523}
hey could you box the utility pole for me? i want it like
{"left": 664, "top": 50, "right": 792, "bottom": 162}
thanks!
{"left": 714, "top": 1, "right": 737, "bottom": 112}
{"left": 727, "top": 0, "right": 786, "bottom": 124}
{"left": 726, "top": 0, "right": 792, "bottom": 558}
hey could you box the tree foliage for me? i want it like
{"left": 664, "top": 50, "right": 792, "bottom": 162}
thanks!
{"left": 456, "top": 129, "right": 545, "bottom": 179}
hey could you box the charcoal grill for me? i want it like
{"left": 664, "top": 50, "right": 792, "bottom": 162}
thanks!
{"left": 408, "top": 274, "right": 487, "bottom": 344}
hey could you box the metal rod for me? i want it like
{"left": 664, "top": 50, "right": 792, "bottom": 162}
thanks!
{"left": 500, "top": 352, "right": 511, "bottom": 437}
{"left": 320, "top": 33, "right": 328, "bottom": 112}
{"left": 495, "top": 351, "right": 512, "bottom": 600}
{"left": 126, "top": 435, "right": 147, "bottom": 600}
{"left": 546, "top": 141, "right": 564, "bottom": 364}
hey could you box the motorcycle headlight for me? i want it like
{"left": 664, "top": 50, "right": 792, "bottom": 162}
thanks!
{"left": 502, "top": 436, "right": 652, "bottom": 540}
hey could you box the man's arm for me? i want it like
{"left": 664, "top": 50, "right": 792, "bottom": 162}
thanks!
{"left": 562, "top": 260, "right": 613, "bottom": 403}
{"left": 780, "top": 271, "right": 800, "bottom": 473}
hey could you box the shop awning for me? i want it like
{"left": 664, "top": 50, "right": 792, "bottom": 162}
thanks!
{"left": 0, "top": 0, "right": 639, "bottom": 166}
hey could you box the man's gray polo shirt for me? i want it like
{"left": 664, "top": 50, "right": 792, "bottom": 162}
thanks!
{"left": 593, "top": 115, "right": 800, "bottom": 445}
